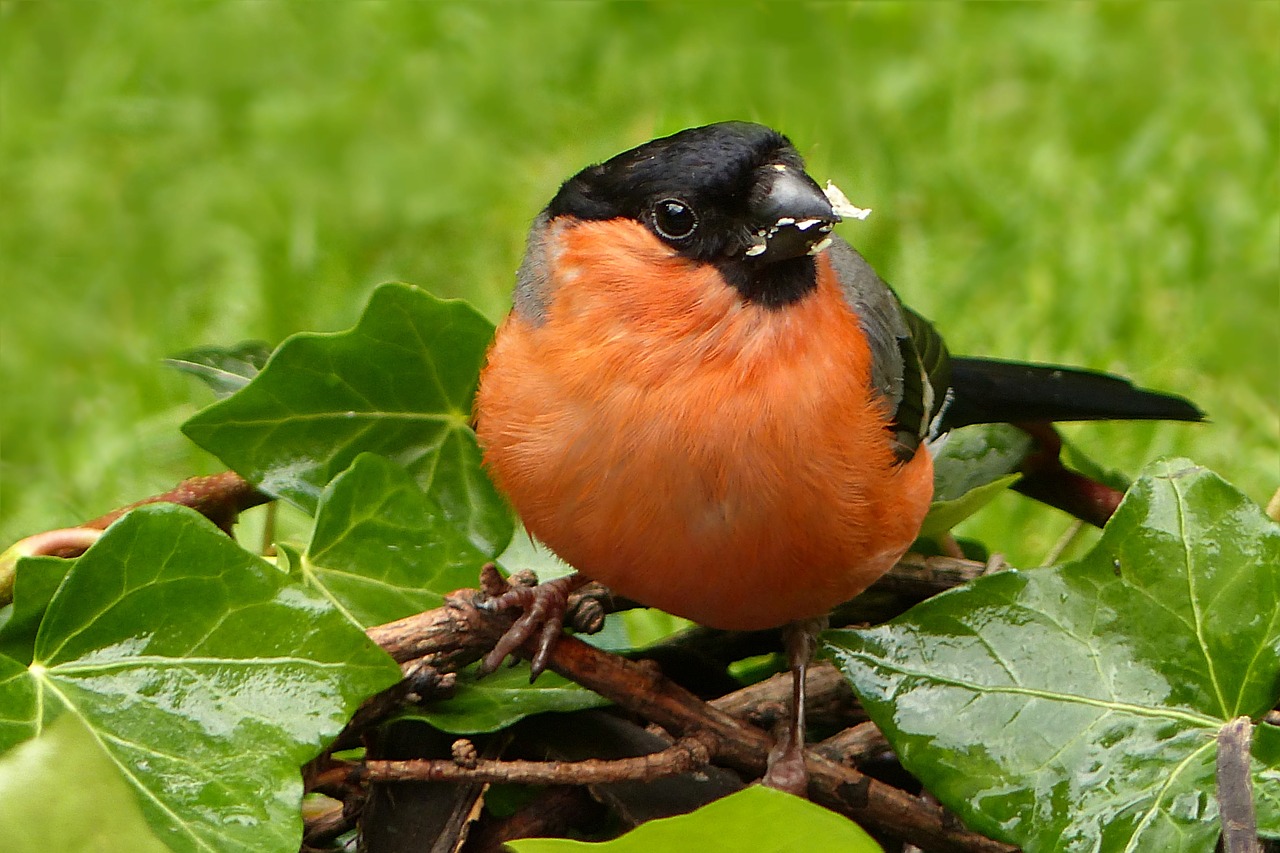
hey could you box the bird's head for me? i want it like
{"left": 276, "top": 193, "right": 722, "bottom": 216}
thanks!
{"left": 545, "top": 121, "right": 862, "bottom": 307}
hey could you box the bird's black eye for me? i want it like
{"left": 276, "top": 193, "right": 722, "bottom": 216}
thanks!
{"left": 651, "top": 198, "right": 698, "bottom": 241}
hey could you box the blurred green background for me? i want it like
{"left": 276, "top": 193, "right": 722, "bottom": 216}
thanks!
{"left": 2, "top": 2, "right": 1276, "bottom": 565}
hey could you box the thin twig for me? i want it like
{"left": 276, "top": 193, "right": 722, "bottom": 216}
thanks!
{"left": 1042, "top": 519, "right": 1085, "bottom": 566}
{"left": 361, "top": 733, "right": 713, "bottom": 787}
{"left": 859, "top": 552, "right": 990, "bottom": 600}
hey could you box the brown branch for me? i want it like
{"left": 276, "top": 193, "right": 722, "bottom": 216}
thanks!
{"left": 817, "top": 721, "right": 891, "bottom": 767}
{"left": 366, "top": 589, "right": 508, "bottom": 667}
{"left": 1218, "top": 717, "right": 1261, "bottom": 853}
{"left": 3, "top": 472, "right": 270, "bottom": 565}
{"left": 82, "top": 470, "right": 270, "bottom": 534}
{"left": 862, "top": 552, "right": 990, "bottom": 600}
{"left": 2, "top": 526, "right": 108, "bottom": 605}
{"left": 368, "top": 554, "right": 987, "bottom": 674}
{"left": 306, "top": 758, "right": 359, "bottom": 802}
{"left": 364, "top": 568, "right": 621, "bottom": 671}
{"left": 361, "top": 733, "right": 713, "bottom": 787}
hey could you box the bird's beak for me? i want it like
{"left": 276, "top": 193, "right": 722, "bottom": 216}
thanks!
{"left": 743, "top": 164, "right": 839, "bottom": 263}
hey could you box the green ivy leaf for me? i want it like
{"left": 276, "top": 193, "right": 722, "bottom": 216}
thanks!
{"left": 930, "top": 423, "right": 1034, "bottom": 502}
{"left": 506, "top": 786, "right": 882, "bottom": 852}
{"left": 303, "top": 453, "right": 495, "bottom": 627}
{"left": 922, "top": 423, "right": 1033, "bottom": 534}
{"left": 0, "top": 654, "right": 38, "bottom": 751}
{"left": 165, "top": 340, "right": 272, "bottom": 399}
{"left": 824, "top": 459, "right": 1280, "bottom": 851}
{"left": 406, "top": 662, "right": 610, "bottom": 734}
{"left": 182, "top": 282, "right": 513, "bottom": 556}
{"left": 0, "top": 556, "right": 72, "bottom": 664}
{"left": 0, "top": 715, "right": 169, "bottom": 853}
{"left": 0, "top": 504, "right": 401, "bottom": 853}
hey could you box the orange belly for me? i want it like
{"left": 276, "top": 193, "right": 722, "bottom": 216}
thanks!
{"left": 475, "top": 220, "right": 934, "bottom": 631}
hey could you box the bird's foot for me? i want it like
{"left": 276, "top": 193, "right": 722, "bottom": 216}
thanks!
{"left": 763, "top": 735, "right": 810, "bottom": 796}
{"left": 477, "top": 567, "right": 590, "bottom": 679}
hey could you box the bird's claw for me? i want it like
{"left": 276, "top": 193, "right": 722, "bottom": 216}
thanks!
{"left": 478, "top": 572, "right": 586, "bottom": 680}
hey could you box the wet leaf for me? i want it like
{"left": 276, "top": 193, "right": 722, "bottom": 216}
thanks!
{"left": 303, "top": 452, "right": 494, "bottom": 627}
{"left": 825, "top": 459, "right": 1280, "bottom": 851}
{"left": 165, "top": 340, "right": 272, "bottom": 398}
{"left": 506, "top": 786, "right": 882, "bottom": 852}
{"left": 182, "top": 282, "right": 512, "bottom": 556}
{"left": 406, "top": 663, "right": 610, "bottom": 734}
{"left": 0, "top": 715, "right": 169, "bottom": 853}
{"left": 0, "top": 504, "right": 401, "bottom": 853}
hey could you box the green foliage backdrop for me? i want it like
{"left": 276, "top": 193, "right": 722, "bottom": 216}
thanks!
{"left": 2, "top": 2, "right": 1276, "bottom": 564}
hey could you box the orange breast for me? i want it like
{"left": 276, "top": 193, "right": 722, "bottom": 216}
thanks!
{"left": 475, "top": 219, "right": 933, "bottom": 630}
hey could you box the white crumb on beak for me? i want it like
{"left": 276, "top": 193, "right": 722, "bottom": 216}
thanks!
{"left": 744, "top": 242, "right": 768, "bottom": 257}
{"left": 807, "top": 236, "right": 834, "bottom": 255}
{"left": 824, "top": 181, "right": 872, "bottom": 220}
{"left": 794, "top": 218, "right": 822, "bottom": 231}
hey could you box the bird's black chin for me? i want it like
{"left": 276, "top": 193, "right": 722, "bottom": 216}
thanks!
{"left": 717, "top": 254, "right": 819, "bottom": 309}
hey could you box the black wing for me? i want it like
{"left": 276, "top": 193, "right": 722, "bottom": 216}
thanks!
{"left": 943, "top": 358, "right": 1204, "bottom": 428}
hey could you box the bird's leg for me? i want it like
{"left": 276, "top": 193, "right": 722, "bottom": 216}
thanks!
{"left": 762, "top": 616, "right": 826, "bottom": 796}
{"left": 478, "top": 571, "right": 590, "bottom": 679}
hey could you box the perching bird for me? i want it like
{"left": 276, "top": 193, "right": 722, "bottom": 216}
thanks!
{"left": 473, "top": 121, "right": 1202, "bottom": 792}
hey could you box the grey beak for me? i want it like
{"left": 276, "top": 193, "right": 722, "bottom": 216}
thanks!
{"left": 744, "top": 165, "right": 840, "bottom": 263}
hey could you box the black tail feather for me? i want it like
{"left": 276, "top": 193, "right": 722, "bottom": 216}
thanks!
{"left": 943, "top": 357, "right": 1205, "bottom": 429}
